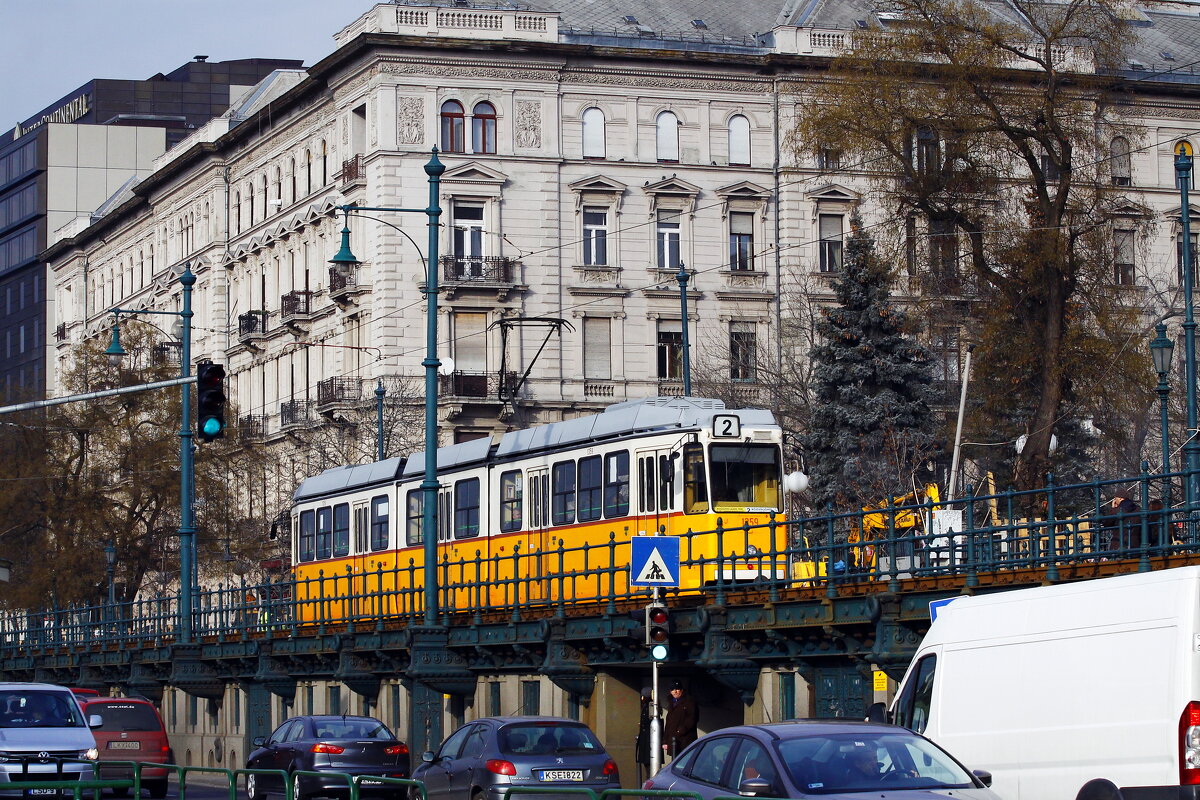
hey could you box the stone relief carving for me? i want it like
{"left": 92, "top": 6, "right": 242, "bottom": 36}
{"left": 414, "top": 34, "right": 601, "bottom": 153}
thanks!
{"left": 515, "top": 101, "right": 542, "bottom": 149}
{"left": 397, "top": 97, "right": 424, "bottom": 144}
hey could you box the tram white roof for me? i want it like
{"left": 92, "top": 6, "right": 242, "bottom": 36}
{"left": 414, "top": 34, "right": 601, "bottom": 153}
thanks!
{"left": 495, "top": 396, "right": 774, "bottom": 458}
{"left": 293, "top": 457, "right": 404, "bottom": 501}
{"left": 401, "top": 434, "right": 494, "bottom": 477}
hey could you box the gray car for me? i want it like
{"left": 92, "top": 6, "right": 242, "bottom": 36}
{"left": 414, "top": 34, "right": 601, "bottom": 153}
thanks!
{"left": 412, "top": 717, "right": 620, "bottom": 800}
{"left": 643, "top": 720, "right": 999, "bottom": 799}
{"left": 0, "top": 682, "right": 101, "bottom": 798}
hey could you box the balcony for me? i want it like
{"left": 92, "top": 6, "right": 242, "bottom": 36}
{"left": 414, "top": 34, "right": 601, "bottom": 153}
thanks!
{"left": 55, "top": 323, "right": 68, "bottom": 342}
{"left": 329, "top": 266, "right": 367, "bottom": 305}
{"left": 151, "top": 342, "right": 182, "bottom": 367}
{"left": 439, "top": 256, "right": 521, "bottom": 300}
{"left": 237, "top": 415, "right": 267, "bottom": 443}
{"left": 280, "top": 290, "right": 315, "bottom": 327}
{"left": 340, "top": 154, "right": 365, "bottom": 190}
{"left": 238, "top": 311, "right": 270, "bottom": 345}
{"left": 280, "top": 400, "right": 313, "bottom": 430}
{"left": 584, "top": 382, "right": 615, "bottom": 398}
{"left": 316, "top": 377, "right": 362, "bottom": 409}
{"left": 438, "top": 370, "right": 519, "bottom": 400}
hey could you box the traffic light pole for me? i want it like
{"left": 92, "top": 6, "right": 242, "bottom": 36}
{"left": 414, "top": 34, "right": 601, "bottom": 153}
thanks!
{"left": 650, "top": 586, "right": 663, "bottom": 776}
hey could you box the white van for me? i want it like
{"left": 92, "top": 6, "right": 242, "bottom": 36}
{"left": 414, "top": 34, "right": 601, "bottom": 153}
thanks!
{"left": 888, "top": 566, "right": 1200, "bottom": 800}
{"left": 0, "top": 683, "right": 101, "bottom": 797}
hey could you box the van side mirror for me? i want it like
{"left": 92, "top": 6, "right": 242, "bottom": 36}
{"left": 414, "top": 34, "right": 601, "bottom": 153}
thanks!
{"left": 865, "top": 702, "right": 891, "bottom": 724}
{"left": 88, "top": 714, "right": 103, "bottom": 728}
{"left": 972, "top": 769, "right": 993, "bottom": 787}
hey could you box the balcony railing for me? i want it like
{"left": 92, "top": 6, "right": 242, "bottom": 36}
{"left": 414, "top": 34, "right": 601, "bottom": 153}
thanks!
{"left": 280, "top": 291, "right": 314, "bottom": 322}
{"left": 238, "top": 311, "right": 270, "bottom": 341}
{"left": 55, "top": 323, "right": 68, "bottom": 342}
{"left": 438, "top": 370, "right": 519, "bottom": 399}
{"left": 440, "top": 255, "right": 517, "bottom": 283}
{"left": 280, "top": 400, "right": 312, "bottom": 429}
{"left": 151, "top": 342, "right": 182, "bottom": 366}
{"left": 316, "top": 377, "right": 362, "bottom": 408}
{"left": 329, "top": 266, "right": 359, "bottom": 299}
{"left": 237, "top": 415, "right": 266, "bottom": 442}
{"left": 340, "top": 154, "right": 364, "bottom": 187}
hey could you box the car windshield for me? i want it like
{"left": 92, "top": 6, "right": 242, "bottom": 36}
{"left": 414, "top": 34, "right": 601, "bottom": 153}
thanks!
{"left": 0, "top": 690, "right": 86, "bottom": 729}
{"left": 313, "top": 719, "right": 395, "bottom": 740}
{"left": 499, "top": 724, "right": 602, "bottom": 755}
{"left": 777, "top": 731, "right": 975, "bottom": 794}
{"left": 88, "top": 703, "right": 160, "bottom": 732}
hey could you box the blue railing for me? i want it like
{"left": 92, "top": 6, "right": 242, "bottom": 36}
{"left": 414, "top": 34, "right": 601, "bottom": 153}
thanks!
{"left": 2, "top": 466, "right": 1194, "bottom": 654}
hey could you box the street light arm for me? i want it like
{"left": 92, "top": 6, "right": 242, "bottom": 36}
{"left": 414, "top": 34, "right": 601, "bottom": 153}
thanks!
{"left": 340, "top": 210, "right": 431, "bottom": 279}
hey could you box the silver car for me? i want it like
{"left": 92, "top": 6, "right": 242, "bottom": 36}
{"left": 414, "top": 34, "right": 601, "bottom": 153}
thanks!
{"left": 0, "top": 683, "right": 101, "bottom": 798}
{"left": 412, "top": 717, "right": 620, "bottom": 800}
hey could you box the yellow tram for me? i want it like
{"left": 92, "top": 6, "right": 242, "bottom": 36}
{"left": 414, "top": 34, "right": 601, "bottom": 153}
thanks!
{"left": 290, "top": 397, "right": 789, "bottom": 620}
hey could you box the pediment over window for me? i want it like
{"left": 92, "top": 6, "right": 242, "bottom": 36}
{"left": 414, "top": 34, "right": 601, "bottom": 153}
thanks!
{"left": 568, "top": 175, "right": 627, "bottom": 194}
{"left": 441, "top": 162, "right": 509, "bottom": 195}
{"left": 1111, "top": 200, "right": 1151, "bottom": 219}
{"left": 805, "top": 183, "right": 860, "bottom": 203}
{"left": 643, "top": 176, "right": 701, "bottom": 216}
{"left": 715, "top": 180, "right": 771, "bottom": 201}
{"left": 1164, "top": 204, "right": 1200, "bottom": 221}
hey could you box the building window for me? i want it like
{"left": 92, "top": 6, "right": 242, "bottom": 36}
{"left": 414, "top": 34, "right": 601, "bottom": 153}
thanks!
{"left": 905, "top": 214, "right": 918, "bottom": 278}
{"left": 818, "top": 149, "right": 842, "bottom": 171}
{"left": 729, "top": 212, "right": 754, "bottom": 271}
{"left": 1041, "top": 152, "right": 1061, "bottom": 182}
{"left": 441, "top": 101, "right": 465, "bottom": 153}
{"left": 452, "top": 311, "right": 488, "bottom": 385}
{"left": 452, "top": 202, "right": 485, "bottom": 277}
{"left": 329, "top": 687, "right": 342, "bottom": 716}
{"left": 818, "top": 214, "right": 843, "bottom": 272}
{"left": 909, "top": 126, "right": 939, "bottom": 176}
{"left": 305, "top": 150, "right": 313, "bottom": 195}
{"left": 321, "top": 140, "right": 328, "bottom": 186}
{"left": 728, "top": 115, "right": 750, "bottom": 165}
{"left": 1114, "top": 229, "right": 1135, "bottom": 285}
{"left": 521, "top": 680, "right": 541, "bottom": 716}
{"left": 930, "top": 217, "right": 959, "bottom": 279}
{"left": 583, "top": 317, "right": 611, "bottom": 380}
{"left": 656, "top": 111, "right": 679, "bottom": 162}
{"left": 656, "top": 209, "right": 681, "bottom": 270}
{"left": 583, "top": 207, "right": 609, "bottom": 266}
{"left": 657, "top": 320, "right": 683, "bottom": 380}
{"left": 1179, "top": 231, "right": 1198, "bottom": 286}
{"left": 472, "top": 102, "right": 497, "bottom": 154}
{"left": 500, "top": 470, "right": 522, "bottom": 533}
{"left": 582, "top": 108, "right": 605, "bottom": 158}
{"left": 454, "top": 478, "right": 481, "bottom": 539}
{"left": 729, "top": 322, "right": 757, "bottom": 382}
{"left": 932, "top": 327, "right": 961, "bottom": 383}
{"left": 1110, "top": 137, "right": 1131, "bottom": 186}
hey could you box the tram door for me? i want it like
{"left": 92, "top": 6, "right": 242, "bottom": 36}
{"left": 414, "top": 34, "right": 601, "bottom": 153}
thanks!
{"left": 635, "top": 447, "right": 678, "bottom": 537}
{"left": 351, "top": 501, "right": 370, "bottom": 620}
{"left": 526, "top": 467, "right": 551, "bottom": 604}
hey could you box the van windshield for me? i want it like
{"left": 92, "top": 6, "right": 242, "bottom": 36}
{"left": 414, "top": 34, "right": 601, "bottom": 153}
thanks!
{"left": 0, "top": 690, "right": 86, "bottom": 728}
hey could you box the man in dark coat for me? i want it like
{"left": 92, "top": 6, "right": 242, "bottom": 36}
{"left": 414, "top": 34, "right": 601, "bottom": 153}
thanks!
{"left": 662, "top": 680, "right": 698, "bottom": 759}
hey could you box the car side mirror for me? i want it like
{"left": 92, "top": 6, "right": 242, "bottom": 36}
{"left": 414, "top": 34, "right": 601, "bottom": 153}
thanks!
{"left": 252, "top": 736, "right": 266, "bottom": 747}
{"left": 972, "top": 769, "right": 993, "bottom": 787}
{"left": 422, "top": 751, "right": 436, "bottom": 763}
{"left": 87, "top": 714, "right": 103, "bottom": 728}
{"left": 738, "top": 777, "right": 775, "bottom": 797}
{"left": 865, "top": 702, "right": 891, "bottom": 724}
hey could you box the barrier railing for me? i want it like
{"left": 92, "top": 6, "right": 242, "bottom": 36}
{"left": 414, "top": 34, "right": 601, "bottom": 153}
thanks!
{"left": 1, "top": 465, "right": 1195, "bottom": 653}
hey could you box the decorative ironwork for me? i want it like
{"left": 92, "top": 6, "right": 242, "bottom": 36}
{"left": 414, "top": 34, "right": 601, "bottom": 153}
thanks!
{"left": 439, "top": 255, "right": 517, "bottom": 283}
{"left": 236, "top": 415, "right": 266, "bottom": 442}
{"left": 280, "top": 291, "right": 313, "bottom": 321}
{"left": 238, "top": 311, "right": 270, "bottom": 340}
{"left": 279, "top": 400, "right": 312, "bottom": 428}
{"left": 438, "top": 370, "right": 519, "bottom": 399}
{"left": 340, "top": 154, "right": 365, "bottom": 186}
{"left": 151, "top": 342, "right": 182, "bottom": 366}
{"left": 329, "top": 266, "right": 358, "bottom": 298}
{"left": 316, "top": 377, "right": 363, "bottom": 407}
{"left": 55, "top": 323, "right": 67, "bottom": 342}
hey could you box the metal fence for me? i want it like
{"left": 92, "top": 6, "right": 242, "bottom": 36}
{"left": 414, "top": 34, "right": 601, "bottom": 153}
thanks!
{"left": 1, "top": 467, "right": 1193, "bottom": 654}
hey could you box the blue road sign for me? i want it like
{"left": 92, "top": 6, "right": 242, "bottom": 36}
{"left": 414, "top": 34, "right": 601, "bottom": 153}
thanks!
{"left": 929, "top": 596, "right": 962, "bottom": 623}
{"left": 631, "top": 536, "right": 681, "bottom": 587}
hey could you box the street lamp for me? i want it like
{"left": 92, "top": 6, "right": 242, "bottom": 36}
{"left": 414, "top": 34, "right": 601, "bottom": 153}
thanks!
{"left": 103, "top": 266, "right": 197, "bottom": 642}
{"left": 1176, "top": 142, "right": 1196, "bottom": 509}
{"left": 104, "top": 541, "right": 116, "bottom": 606}
{"left": 1152, "top": 323, "right": 1176, "bottom": 510}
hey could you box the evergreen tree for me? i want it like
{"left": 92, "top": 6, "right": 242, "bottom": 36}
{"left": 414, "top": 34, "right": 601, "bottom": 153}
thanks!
{"left": 801, "top": 216, "right": 937, "bottom": 511}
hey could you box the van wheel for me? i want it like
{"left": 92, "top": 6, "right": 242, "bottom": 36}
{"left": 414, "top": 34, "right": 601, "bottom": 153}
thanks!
{"left": 1077, "top": 779, "right": 1124, "bottom": 800}
{"left": 146, "top": 780, "right": 168, "bottom": 800}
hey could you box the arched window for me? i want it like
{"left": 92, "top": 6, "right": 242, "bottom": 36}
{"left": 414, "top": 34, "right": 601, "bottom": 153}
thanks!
{"left": 234, "top": 192, "right": 242, "bottom": 234}
{"left": 321, "top": 140, "right": 328, "bottom": 186}
{"left": 582, "top": 108, "right": 605, "bottom": 159}
{"left": 1110, "top": 137, "right": 1131, "bottom": 186}
{"left": 441, "top": 101, "right": 465, "bottom": 153}
{"left": 260, "top": 175, "right": 268, "bottom": 220}
{"left": 272, "top": 167, "right": 282, "bottom": 210}
{"left": 656, "top": 111, "right": 679, "bottom": 162}
{"left": 472, "top": 102, "right": 496, "bottom": 154}
{"left": 289, "top": 158, "right": 296, "bottom": 203}
{"left": 305, "top": 150, "right": 313, "bottom": 195}
{"left": 728, "top": 115, "right": 750, "bottom": 166}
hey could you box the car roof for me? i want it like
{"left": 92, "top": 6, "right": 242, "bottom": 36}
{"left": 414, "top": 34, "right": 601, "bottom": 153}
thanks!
{"left": 294, "top": 715, "right": 381, "bottom": 722}
{"left": 475, "top": 716, "right": 587, "bottom": 726}
{"left": 719, "top": 720, "right": 904, "bottom": 740}
{"left": 84, "top": 697, "right": 156, "bottom": 706}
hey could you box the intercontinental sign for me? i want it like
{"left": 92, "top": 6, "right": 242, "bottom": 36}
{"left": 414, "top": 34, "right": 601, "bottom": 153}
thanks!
{"left": 15, "top": 93, "right": 91, "bottom": 139}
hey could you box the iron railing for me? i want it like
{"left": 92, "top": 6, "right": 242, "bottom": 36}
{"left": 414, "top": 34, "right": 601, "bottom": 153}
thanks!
{"left": 237, "top": 414, "right": 267, "bottom": 442}
{"left": 316, "top": 377, "right": 363, "bottom": 407}
{"left": 281, "top": 290, "right": 314, "bottom": 320}
{"left": 238, "top": 311, "right": 270, "bottom": 339}
{"left": 1, "top": 466, "right": 1195, "bottom": 654}
{"left": 438, "top": 370, "right": 519, "bottom": 399}
{"left": 440, "top": 255, "right": 517, "bottom": 283}
{"left": 329, "top": 266, "right": 358, "bottom": 296}
{"left": 280, "top": 400, "right": 312, "bottom": 428}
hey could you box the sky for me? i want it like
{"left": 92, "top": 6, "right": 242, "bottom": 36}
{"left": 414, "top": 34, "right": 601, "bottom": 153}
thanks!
{"left": 2, "top": 0, "right": 374, "bottom": 125}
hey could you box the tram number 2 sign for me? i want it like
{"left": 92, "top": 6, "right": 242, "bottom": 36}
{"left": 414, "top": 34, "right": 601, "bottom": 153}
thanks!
{"left": 712, "top": 414, "right": 741, "bottom": 438}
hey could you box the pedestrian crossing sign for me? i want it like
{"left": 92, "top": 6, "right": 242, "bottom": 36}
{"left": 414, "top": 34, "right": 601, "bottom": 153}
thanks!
{"left": 631, "top": 536, "right": 680, "bottom": 586}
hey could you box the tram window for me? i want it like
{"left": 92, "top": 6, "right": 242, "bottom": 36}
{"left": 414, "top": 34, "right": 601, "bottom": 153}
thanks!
{"left": 455, "top": 478, "right": 481, "bottom": 539}
{"left": 530, "top": 474, "right": 543, "bottom": 528}
{"left": 709, "top": 444, "right": 781, "bottom": 509}
{"left": 439, "top": 491, "right": 452, "bottom": 542}
{"left": 539, "top": 473, "right": 550, "bottom": 527}
{"left": 500, "top": 470, "right": 523, "bottom": 532}
{"left": 406, "top": 489, "right": 423, "bottom": 546}
{"left": 354, "top": 506, "right": 368, "bottom": 553}
{"left": 552, "top": 460, "right": 576, "bottom": 525}
{"left": 371, "top": 495, "right": 390, "bottom": 551}
{"left": 299, "top": 510, "right": 316, "bottom": 562}
{"left": 578, "top": 456, "right": 603, "bottom": 522}
{"left": 604, "top": 451, "right": 630, "bottom": 518}
{"left": 659, "top": 454, "right": 675, "bottom": 511}
{"left": 639, "top": 456, "right": 656, "bottom": 513}
{"left": 316, "top": 507, "right": 333, "bottom": 560}
{"left": 333, "top": 504, "right": 350, "bottom": 557}
{"left": 683, "top": 442, "right": 709, "bottom": 513}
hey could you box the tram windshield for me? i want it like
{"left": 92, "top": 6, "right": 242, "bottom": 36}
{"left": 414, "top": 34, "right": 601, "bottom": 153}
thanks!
{"left": 709, "top": 443, "right": 781, "bottom": 511}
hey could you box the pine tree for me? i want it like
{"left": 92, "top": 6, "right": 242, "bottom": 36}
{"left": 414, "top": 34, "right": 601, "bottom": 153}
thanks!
{"left": 801, "top": 215, "right": 937, "bottom": 512}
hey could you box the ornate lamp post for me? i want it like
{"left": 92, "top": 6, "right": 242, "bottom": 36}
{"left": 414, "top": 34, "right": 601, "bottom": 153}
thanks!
{"left": 104, "top": 543, "right": 117, "bottom": 625}
{"left": 1151, "top": 323, "right": 1175, "bottom": 513}
{"left": 1176, "top": 142, "right": 1196, "bottom": 508}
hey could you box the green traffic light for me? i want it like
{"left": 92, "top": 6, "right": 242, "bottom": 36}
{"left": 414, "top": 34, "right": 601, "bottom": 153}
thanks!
{"left": 202, "top": 418, "right": 223, "bottom": 437}
{"left": 650, "top": 643, "right": 669, "bottom": 661}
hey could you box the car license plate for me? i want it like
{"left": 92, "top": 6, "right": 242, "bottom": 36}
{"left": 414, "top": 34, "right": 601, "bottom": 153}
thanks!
{"left": 108, "top": 741, "right": 141, "bottom": 750}
{"left": 538, "top": 770, "right": 583, "bottom": 782}
{"left": 25, "top": 790, "right": 59, "bottom": 796}
{"left": 360, "top": 779, "right": 384, "bottom": 786}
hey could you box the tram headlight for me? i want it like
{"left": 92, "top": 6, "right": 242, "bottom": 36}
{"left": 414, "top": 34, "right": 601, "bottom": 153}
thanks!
{"left": 745, "top": 544, "right": 760, "bottom": 557}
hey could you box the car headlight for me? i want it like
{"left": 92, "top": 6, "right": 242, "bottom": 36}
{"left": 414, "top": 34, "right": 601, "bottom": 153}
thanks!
{"left": 82, "top": 748, "right": 99, "bottom": 761}
{"left": 0, "top": 752, "right": 10, "bottom": 763}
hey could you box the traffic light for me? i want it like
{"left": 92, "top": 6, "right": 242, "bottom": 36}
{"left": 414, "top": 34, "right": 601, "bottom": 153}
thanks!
{"left": 645, "top": 602, "right": 670, "bottom": 662}
{"left": 196, "top": 361, "right": 227, "bottom": 443}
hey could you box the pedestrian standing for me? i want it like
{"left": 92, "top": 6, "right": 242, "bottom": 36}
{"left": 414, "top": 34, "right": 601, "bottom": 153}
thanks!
{"left": 662, "top": 680, "right": 698, "bottom": 760}
{"left": 634, "top": 687, "right": 657, "bottom": 783}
